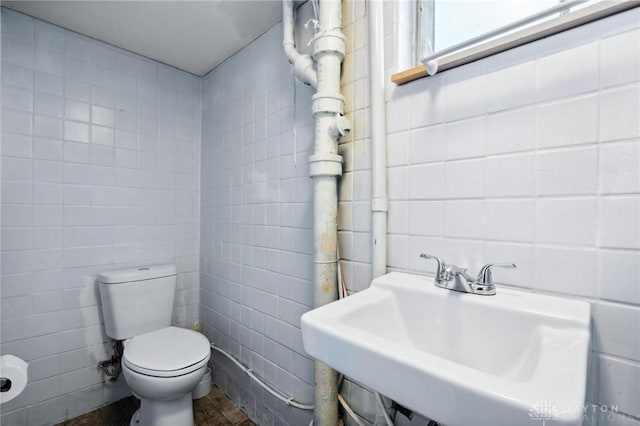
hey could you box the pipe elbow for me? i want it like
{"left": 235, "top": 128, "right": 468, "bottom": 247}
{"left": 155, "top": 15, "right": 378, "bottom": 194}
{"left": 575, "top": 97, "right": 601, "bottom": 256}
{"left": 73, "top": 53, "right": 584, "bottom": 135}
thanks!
{"left": 293, "top": 54, "right": 317, "bottom": 88}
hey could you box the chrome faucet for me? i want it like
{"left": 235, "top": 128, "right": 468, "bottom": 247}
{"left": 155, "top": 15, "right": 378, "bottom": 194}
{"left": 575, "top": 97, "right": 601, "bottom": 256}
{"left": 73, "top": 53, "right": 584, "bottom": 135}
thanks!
{"left": 419, "top": 253, "right": 516, "bottom": 296}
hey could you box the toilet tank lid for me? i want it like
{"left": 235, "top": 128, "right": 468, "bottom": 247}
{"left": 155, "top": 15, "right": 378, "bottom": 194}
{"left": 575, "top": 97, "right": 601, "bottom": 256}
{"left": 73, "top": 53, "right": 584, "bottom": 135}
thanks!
{"left": 97, "top": 264, "right": 177, "bottom": 284}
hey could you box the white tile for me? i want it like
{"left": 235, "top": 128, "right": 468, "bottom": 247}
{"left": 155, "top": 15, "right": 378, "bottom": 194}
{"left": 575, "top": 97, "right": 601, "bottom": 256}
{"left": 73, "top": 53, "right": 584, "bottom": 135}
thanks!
{"left": 536, "top": 198, "right": 597, "bottom": 246}
{"left": 2, "top": 38, "right": 33, "bottom": 68}
{"left": 600, "top": 141, "right": 640, "bottom": 194}
{"left": 91, "top": 125, "right": 114, "bottom": 146}
{"left": 484, "top": 199, "right": 535, "bottom": 243}
{"left": 34, "top": 92, "right": 63, "bottom": 118}
{"left": 65, "top": 99, "right": 90, "bottom": 123}
{"left": 2, "top": 11, "right": 34, "bottom": 44}
{"left": 444, "top": 200, "right": 483, "bottom": 238}
{"left": 64, "top": 121, "right": 89, "bottom": 143}
{"left": 485, "top": 153, "right": 535, "bottom": 197}
{"left": 408, "top": 125, "right": 445, "bottom": 164}
{"left": 92, "top": 105, "right": 114, "bottom": 127}
{"left": 534, "top": 246, "right": 596, "bottom": 297}
{"left": 33, "top": 115, "right": 62, "bottom": 139}
{"left": 2, "top": 133, "right": 33, "bottom": 158}
{"left": 387, "top": 201, "right": 408, "bottom": 234}
{"left": 32, "top": 137, "right": 61, "bottom": 161}
{"left": 598, "top": 250, "right": 640, "bottom": 305}
{"left": 35, "top": 70, "right": 63, "bottom": 96}
{"left": 387, "top": 167, "right": 407, "bottom": 200}
{"left": 408, "top": 75, "right": 446, "bottom": 128}
{"left": 386, "top": 97, "right": 409, "bottom": 134}
{"left": 387, "top": 131, "right": 408, "bottom": 166}
{"left": 33, "top": 160, "right": 63, "bottom": 183}
{"left": 2, "top": 180, "right": 32, "bottom": 204}
{"left": 536, "top": 146, "right": 598, "bottom": 196}
{"left": 2, "top": 62, "right": 33, "bottom": 90}
{"left": 601, "top": 29, "right": 640, "bottom": 88}
{"left": 485, "top": 61, "right": 536, "bottom": 113}
{"left": 2, "top": 84, "right": 33, "bottom": 112}
{"left": 1, "top": 227, "right": 33, "bottom": 251}
{"left": 537, "top": 42, "right": 599, "bottom": 102}
{"left": 444, "top": 159, "right": 483, "bottom": 198}
{"left": 593, "top": 302, "right": 640, "bottom": 361}
{"left": 444, "top": 64, "right": 487, "bottom": 121}
{"left": 600, "top": 85, "right": 640, "bottom": 142}
{"left": 33, "top": 205, "right": 62, "bottom": 227}
{"left": 1, "top": 250, "right": 33, "bottom": 275}
{"left": 34, "top": 48, "right": 64, "bottom": 75}
{"left": 408, "top": 201, "right": 443, "bottom": 237}
{"left": 2, "top": 204, "right": 32, "bottom": 227}
{"left": 445, "top": 117, "right": 485, "bottom": 160}
{"left": 598, "top": 355, "right": 640, "bottom": 418}
{"left": 486, "top": 108, "right": 535, "bottom": 155}
{"left": 387, "top": 235, "right": 408, "bottom": 270}
{"left": 65, "top": 78, "right": 90, "bottom": 102}
{"left": 64, "top": 32, "right": 91, "bottom": 60}
{"left": 600, "top": 197, "right": 640, "bottom": 249}
{"left": 33, "top": 182, "right": 62, "bottom": 205}
{"left": 35, "top": 22, "right": 64, "bottom": 52}
{"left": 536, "top": 94, "right": 599, "bottom": 149}
{"left": 408, "top": 163, "right": 444, "bottom": 200}
{"left": 2, "top": 157, "right": 32, "bottom": 180}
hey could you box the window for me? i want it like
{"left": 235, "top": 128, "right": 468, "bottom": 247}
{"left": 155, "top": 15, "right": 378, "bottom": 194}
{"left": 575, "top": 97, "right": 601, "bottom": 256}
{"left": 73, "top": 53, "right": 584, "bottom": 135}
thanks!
{"left": 392, "top": 0, "right": 638, "bottom": 84}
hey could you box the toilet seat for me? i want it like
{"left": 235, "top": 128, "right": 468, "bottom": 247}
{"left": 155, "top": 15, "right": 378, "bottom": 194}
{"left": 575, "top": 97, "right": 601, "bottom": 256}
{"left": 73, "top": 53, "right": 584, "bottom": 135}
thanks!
{"left": 123, "top": 326, "right": 210, "bottom": 378}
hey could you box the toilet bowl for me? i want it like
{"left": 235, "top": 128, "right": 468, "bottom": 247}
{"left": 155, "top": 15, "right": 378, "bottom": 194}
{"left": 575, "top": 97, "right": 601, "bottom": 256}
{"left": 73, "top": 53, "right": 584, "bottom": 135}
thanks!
{"left": 121, "top": 326, "right": 211, "bottom": 426}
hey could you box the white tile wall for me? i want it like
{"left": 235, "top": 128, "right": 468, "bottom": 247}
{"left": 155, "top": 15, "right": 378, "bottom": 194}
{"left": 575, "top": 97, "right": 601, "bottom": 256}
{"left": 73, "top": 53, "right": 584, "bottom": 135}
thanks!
{"left": 199, "top": 17, "right": 315, "bottom": 426}
{"left": 1, "top": 9, "right": 201, "bottom": 425}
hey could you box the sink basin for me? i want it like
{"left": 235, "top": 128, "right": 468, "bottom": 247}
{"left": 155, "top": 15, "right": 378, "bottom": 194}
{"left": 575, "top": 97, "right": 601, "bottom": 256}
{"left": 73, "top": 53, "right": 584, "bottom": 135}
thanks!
{"left": 301, "top": 272, "right": 591, "bottom": 426}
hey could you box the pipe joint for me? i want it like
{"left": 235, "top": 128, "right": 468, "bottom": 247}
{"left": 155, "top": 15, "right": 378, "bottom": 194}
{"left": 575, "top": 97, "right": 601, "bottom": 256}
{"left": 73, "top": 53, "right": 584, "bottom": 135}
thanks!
{"left": 331, "top": 115, "right": 351, "bottom": 138}
{"left": 311, "top": 93, "right": 345, "bottom": 117}
{"left": 312, "top": 30, "right": 346, "bottom": 61}
{"left": 308, "top": 153, "right": 343, "bottom": 177}
{"left": 371, "top": 197, "right": 389, "bottom": 212}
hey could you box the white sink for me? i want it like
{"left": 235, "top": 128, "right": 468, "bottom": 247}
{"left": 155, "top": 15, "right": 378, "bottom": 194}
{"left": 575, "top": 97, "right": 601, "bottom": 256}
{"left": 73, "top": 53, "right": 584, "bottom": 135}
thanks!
{"left": 301, "top": 272, "right": 591, "bottom": 426}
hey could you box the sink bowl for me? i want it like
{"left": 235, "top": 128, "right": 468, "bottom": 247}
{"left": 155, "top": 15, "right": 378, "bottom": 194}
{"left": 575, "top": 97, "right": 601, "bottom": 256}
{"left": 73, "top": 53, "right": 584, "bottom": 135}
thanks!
{"left": 301, "top": 272, "right": 591, "bottom": 426}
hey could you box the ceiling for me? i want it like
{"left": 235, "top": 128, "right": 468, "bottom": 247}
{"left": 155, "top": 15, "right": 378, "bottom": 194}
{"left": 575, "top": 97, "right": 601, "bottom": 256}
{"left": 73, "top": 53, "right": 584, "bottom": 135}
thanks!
{"left": 2, "top": 0, "right": 283, "bottom": 76}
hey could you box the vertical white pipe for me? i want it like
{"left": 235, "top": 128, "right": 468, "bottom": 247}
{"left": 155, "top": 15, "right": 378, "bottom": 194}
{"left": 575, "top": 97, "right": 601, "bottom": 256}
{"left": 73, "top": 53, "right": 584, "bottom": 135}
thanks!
{"left": 310, "top": 0, "right": 346, "bottom": 424}
{"left": 369, "top": 0, "right": 388, "bottom": 280}
{"left": 282, "top": 1, "right": 347, "bottom": 424}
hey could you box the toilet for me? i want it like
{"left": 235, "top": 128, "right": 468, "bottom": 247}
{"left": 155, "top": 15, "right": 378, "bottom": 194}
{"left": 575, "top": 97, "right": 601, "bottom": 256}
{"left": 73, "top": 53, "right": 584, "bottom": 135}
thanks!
{"left": 97, "top": 264, "right": 210, "bottom": 426}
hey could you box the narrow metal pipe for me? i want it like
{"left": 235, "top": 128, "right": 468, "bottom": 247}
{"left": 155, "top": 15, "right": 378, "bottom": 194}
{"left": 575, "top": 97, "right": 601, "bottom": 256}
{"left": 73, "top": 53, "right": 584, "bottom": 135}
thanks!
{"left": 368, "top": 0, "right": 388, "bottom": 281}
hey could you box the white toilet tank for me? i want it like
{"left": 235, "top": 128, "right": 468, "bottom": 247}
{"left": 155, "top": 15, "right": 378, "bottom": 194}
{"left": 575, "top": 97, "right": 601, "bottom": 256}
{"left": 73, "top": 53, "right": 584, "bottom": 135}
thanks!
{"left": 97, "top": 264, "right": 178, "bottom": 340}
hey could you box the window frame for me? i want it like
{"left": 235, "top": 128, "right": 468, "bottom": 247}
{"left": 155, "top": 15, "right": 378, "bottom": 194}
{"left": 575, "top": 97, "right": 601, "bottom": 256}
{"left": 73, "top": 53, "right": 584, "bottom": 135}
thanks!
{"left": 391, "top": 0, "right": 640, "bottom": 85}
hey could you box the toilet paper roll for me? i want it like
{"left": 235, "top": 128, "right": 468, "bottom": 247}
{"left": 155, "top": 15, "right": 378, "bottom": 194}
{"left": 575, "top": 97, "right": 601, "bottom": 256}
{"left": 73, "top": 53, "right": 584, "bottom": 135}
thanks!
{"left": 0, "top": 355, "right": 28, "bottom": 404}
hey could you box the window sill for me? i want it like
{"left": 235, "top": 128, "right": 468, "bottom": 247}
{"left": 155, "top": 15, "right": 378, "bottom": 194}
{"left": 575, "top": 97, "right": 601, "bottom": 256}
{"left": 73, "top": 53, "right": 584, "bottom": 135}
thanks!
{"left": 391, "top": 0, "right": 639, "bottom": 86}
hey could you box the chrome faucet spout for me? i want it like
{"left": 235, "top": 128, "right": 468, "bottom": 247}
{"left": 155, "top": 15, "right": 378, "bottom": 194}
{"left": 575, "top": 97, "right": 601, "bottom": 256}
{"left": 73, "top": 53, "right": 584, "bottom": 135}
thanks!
{"left": 444, "top": 265, "right": 474, "bottom": 293}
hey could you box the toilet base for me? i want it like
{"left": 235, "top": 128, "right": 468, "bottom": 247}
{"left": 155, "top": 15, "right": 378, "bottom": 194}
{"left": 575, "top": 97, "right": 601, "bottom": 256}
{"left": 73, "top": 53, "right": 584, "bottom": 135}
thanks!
{"left": 130, "top": 393, "right": 194, "bottom": 426}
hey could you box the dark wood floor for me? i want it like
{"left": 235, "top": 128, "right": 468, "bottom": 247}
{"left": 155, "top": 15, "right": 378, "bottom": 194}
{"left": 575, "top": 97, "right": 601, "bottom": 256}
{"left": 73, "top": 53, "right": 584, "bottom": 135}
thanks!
{"left": 56, "top": 386, "right": 256, "bottom": 426}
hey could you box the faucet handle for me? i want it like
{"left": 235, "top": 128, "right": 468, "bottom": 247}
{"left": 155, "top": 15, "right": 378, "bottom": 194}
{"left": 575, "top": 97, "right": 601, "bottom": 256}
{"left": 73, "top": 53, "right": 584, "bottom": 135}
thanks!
{"left": 476, "top": 263, "right": 517, "bottom": 285}
{"left": 419, "top": 253, "right": 448, "bottom": 282}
